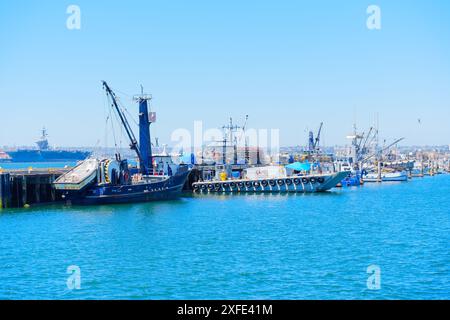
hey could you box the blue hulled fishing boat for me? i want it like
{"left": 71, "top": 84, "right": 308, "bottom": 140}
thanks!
{"left": 54, "top": 82, "right": 191, "bottom": 205}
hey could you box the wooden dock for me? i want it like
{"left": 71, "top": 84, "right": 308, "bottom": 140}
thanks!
{"left": 0, "top": 168, "right": 69, "bottom": 209}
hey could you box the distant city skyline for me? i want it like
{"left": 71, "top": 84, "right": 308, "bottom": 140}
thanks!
{"left": 1, "top": 1, "right": 449, "bottom": 148}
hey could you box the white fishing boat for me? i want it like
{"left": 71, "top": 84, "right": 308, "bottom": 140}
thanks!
{"left": 363, "top": 170, "right": 408, "bottom": 182}
{"left": 192, "top": 165, "right": 348, "bottom": 193}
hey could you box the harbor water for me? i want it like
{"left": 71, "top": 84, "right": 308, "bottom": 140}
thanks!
{"left": 0, "top": 161, "right": 77, "bottom": 170}
{"left": 0, "top": 174, "right": 449, "bottom": 299}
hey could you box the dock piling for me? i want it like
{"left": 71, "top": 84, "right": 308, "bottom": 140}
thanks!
{"left": 0, "top": 173, "right": 12, "bottom": 209}
{"left": 0, "top": 169, "right": 67, "bottom": 209}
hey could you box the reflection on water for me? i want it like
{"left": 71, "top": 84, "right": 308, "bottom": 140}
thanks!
{"left": 190, "top": 190, "right": 345, "bottom": 201}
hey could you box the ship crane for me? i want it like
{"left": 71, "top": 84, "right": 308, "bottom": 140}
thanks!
{"left": 355, "top": 130, "right": 365, "bottom": 155}
{"left": 102, "top": 81, "right": 147, "bottom": 174}
{"left": 53, "top": 81, "right": 192, "bottom": 205}
{"left": 360, "top": 128, "right": 374, "bottom": 153}
{"left": 353, "top": 127, "right": 375, "bottom": 162}
{"left": 346, "top": 124, "right": 374, "bottom": 165}
{"left": 313, "top": 122, "right": 323, "bottom": 151}
{"left": 362, "top": 137, "right": 405, "bottom": 163}
{"left": 307, "top": 122, "right": 324, "bottom": 154}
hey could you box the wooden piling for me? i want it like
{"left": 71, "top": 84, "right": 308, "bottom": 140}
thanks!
{"left": 35, "top": 176, "right": 41, "bottom": 203}
{"left": 0, "top": 173, "right": 12, "bottom": 209}
{"left": 50, "top": 175, "right": 56, "bottom": 202}
{"left": 0, "top": 169, "right": 68, "bottom": 208}
{"left": 21, "top": 176, "right": 28, "bottom": 206}
{"left": 377, "top": 161, "right": 382, "bottom": 183}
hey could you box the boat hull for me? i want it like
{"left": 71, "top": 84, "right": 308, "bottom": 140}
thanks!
{"left": 363, "top": 171, "right": 408, "bottom": 182}
{"left": 192, "top": 171, "right": 348, "bottom": 193}
{"left": 70, "top": 185, "right": 184, "bottom": 205}
{"left": 339, "top": 172, "right": 362, "bottom": 187}
{"left": 62, "top": 169, "right": 190, "bottom": 205}
{"left": 5, "top": 150, "right": 91, "bottom": 163}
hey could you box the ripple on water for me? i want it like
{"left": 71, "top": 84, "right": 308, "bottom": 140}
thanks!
{"left": 0, "top": 175, "right": 449, "bottom": 299}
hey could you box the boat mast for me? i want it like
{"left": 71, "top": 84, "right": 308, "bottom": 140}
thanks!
{"left": 134, "top": 86, "right": 153, "bottom": 175}
{"left": 313, "top": 122, "right": 323, "bottom": 152}
{"left": 102, "top": 81, "right": 145, "bottom": 172}
{"left": 222, "top": 117, "right": 241, "bottom": 165}
{"left": 41, "top": 127, "right": 48, "bottom": 140}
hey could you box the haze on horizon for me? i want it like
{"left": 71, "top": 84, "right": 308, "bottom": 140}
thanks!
{"left": 1, "top": 1, "right": 449, "bottom": 148}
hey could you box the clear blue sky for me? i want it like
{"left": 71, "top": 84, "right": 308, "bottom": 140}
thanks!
{"left": 1, "top": 0, "right": 449, "bottom": 147}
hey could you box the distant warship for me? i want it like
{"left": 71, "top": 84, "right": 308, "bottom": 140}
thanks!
{"left": 1, "top": 128, "right": 90, "bottom": 163}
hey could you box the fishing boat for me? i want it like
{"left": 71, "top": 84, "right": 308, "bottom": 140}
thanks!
{"left": 335, "top": 160, "right": 363, "bottom": 187}
{"left": 363, "top": 170, "right": 408, "bottom": 182}
{"left": 54, "top": 81, "right": 191, "bottom": 205}
{"left": 339, "top": 171, "right": 363, "bottom": 187}
{"left": 192, "top": 164, "right": 348, "bottom": 193}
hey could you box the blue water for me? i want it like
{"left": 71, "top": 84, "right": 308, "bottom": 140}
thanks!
{"left": 0, "top": 161, "right": 77, "bottom": 170}
{"left": 0, "top": 175, "right": 449, "bottom": 299}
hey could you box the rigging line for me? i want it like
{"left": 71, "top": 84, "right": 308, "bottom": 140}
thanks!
{"left": 103, "top": 93, "right": 111, "bottom": 153}
{"left": 112, "top": 86, "right": 140, "bottom": 125}
{"left": 103, "top": 81, "right": 146, "bottom": 166}
{"left": 104, "top": 114, "right": 109, "bottom": 153}
{"left": 124, "top": 107, "right": 139, "bottom": 126}
{"left": 110, "top": 106, "right": 117, "bottom": 148}
{"left": 111, "top": 86, "right": 134, "bottom": 99}
{"left": 106, "top": 108, "right": 116, "bottom": 153}
{"left": 119, "top": 111, "right": 124, "bottom": 150}
{"left": 112, "top": 98, "right": 129, "bottom": 151}
{"left": 106, "top": 95, "right": 120, "bottom": 154}
{"left": 118, "top": 87, "right": 152, "bottom": 123}
{"left": 111, "top": 103, "right": 124, "bottom": 154}
{"left": 116, "top": 95, "right": 139, "bottom": 127}
{"left": 112, "top": 101, "right": 130, "bottom": 154}
{"left": 237, "top": 115, "right": 249, "bottom": 143}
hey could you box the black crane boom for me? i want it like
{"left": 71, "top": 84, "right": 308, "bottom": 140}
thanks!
{"left": 102, "top": 81, "right": 144, "bottom": 166}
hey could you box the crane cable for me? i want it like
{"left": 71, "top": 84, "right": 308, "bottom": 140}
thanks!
{"left": 112, "top": 86, "right": 139, "bottom": 126}
{"left": 105, "top": 93, "right": 120, "bottom": 156}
